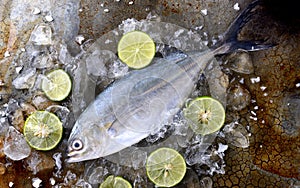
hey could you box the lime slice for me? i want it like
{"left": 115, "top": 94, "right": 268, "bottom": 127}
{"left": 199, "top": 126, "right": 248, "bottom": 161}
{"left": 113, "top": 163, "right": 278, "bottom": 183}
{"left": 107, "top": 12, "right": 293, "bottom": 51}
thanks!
{"left": 24, "top": 111, "right": 63, "bottom": 151}
{"left": 99, "top": 175, "right": 132, "bottom": 188}
{"left": 117, "top": 31, "right": 156, "bottom": 69}
{"left": 184, "top": 96, "right": 225, "bottom": 135}
{"left": 146, "top": 147, "right": 186, "bottom": 187}
{"left": 42, "top": 69, "right": 72, "bottom": 101}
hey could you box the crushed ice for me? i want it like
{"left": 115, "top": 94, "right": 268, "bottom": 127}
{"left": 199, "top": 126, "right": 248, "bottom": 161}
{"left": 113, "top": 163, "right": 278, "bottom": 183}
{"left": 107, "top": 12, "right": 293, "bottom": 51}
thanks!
{"left": 32, "top": 177, "right": 42, "bottom": 188}
{"left": 4, "top": 126, "right": 31, "bottom": 161}
{"left": 223, "top": 122, "right": 250, "bottom": 148}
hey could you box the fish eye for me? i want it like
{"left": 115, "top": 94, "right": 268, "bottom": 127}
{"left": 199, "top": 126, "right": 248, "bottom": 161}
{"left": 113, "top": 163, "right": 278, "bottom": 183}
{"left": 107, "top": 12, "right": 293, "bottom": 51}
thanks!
{"left": 71, "top": 139, "right": 83, "bottom": 151}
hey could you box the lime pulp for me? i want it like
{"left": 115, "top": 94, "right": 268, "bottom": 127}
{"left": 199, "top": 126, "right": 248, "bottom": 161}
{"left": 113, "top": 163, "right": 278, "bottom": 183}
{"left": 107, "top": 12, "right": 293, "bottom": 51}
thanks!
{"left": 146, "top": 147, "right": 186, "bottom": 187}
{"left": 41, "top": 69, "right": 72, "bottom": 101}
{"left": 183, "top": 96, "right": 225, "bottom": 135}
{"left": 23, "top": 111, "right": 63, "bottom": 151}
{"left": 117, "top": 30, "right": 156, "bottom": 69}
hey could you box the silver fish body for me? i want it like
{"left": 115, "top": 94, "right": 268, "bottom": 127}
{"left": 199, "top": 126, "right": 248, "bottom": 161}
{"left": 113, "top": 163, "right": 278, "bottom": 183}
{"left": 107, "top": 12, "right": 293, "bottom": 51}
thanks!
{"left": 67, "top": 49, "right": 217, "bottom": 162}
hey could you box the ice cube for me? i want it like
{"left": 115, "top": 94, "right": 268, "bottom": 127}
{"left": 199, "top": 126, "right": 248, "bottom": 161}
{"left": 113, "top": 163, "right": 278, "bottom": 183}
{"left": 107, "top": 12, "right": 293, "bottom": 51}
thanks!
{"left": 32, "top": 177, "right": 42, "bottom": 188}
{"left": 227, "top": 83, "right": 251, "bottom": 111}
{"left": 75, "top": 35, "right": 85, "bottom": 45}
{"left": 32, "top": 95, "right": 53, "bottom": 110}
{"left": 131, "top": 150, "right": 147, "bottom": 170}
{"left": 145, "top": 125, "right": 169, "bottom": 143}
{"left": 201, "top": 9, "right": 208, "bottom": 15}
{"left": 32, "top": 7, "right": 41, "bottom": 15}
{"left": 58, "top": 45, "right": 74, "bottom": 67}
{"left": 30, "top": 24, "right": 52, "bottom": 45}
{"left": 217, "top": 143, "right": 228, "bottom": 154}
{"left": 133, "top": 174, "right": 148, "bottom": 187}
{"left": 201, "top": 147, "right": 226, "bottom": 175}
{"left": 118, "top": 18, "right": 139, "bottom": 33}
{"left": 206, "top": 61, "right": 229, "bottom": 107}
{"left": 108, "top": 59, "right": 129, "bottom": 79}
{"left": 32, "top": 178, "right": 42, "bottom": 188}
{"left": 71, "top": 60, "right": 96, "bottom": 118}
{"left": 75, "top": 179, "right": 92, "bottom": 188}
{"left": 146, "top": 12, "right": 161, "bottom": 22}
{"left": 45, "top": 15, "right": 54, "bottom": 22}
{"left": 24, "top": 150, "right": 55, "bottom": 174}
{"left": 63, "top": 170, "right": 77, "bottom": 185}
{"left": 45, "top": 105, "right": 70, "bottom": 128}
{"left": 87, "top": 166, "right": 109, "bottom": 184}
{"left": 4, "top": 126, "right": 31, "bottom": 161}
{"left": 85, "top": 50, "right": 116, "bottom": 77}
{"left": 250, "top": 76, "right": 260, "bottom": 84}
{"left": 226, "top": 52, "right": 254, "bottom": 74}
{"left": 53, "top": 152, "right": 62, "bottom": 173}
{"left": 15, "top": 66, "right": 23, "bottom": 74}
{"left": 8, "top": 182, "right": 14, "bottom": 187}
{"left": 25, "top": 151, "right": 42, "bottom": 174}
{"left": 4, "top": 51, "right": 10, "bottom": 57}
{"left": 49, "top": 177, "right": 55, "bottom": 185}
{"left": 31, "top": 53, "right": 54, "bottom": 69}
{"left": 185, "top": 133, "right": 218, "bottom": 166}
{"left": 200, "top": 177, "right": 213, "bottom": 188}
{"left": 233, "top": 3, "right": 240, "bottom": 11}
{"left": 223, "top": 122, "right": 250, "bottom": 148}
{"left": 0, "top": 117, "right": 10, "bottom": 137}
{"left": 12, "top": 68, "right": 37, "bottom": 89}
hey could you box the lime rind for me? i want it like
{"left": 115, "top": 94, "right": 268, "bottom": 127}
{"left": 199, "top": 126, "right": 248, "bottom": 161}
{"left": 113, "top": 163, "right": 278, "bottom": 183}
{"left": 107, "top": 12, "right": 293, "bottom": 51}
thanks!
{"left": 99, "top": 175, "right": 132, "bottom": 188}
{"left": 146, "top": 147, "right": 186, "bottom": 187}
{"left": 114, "top": 177, "right": 132, "bottom": 187}
{"left": 99, "top": 175, "right": 114, "bottom": 188}
{"left": 24, "top": 111, "right": 63, "bottom": 151}
{"left": 42, "top": 69, "right": 72, "bottom": 101}
{"left": 184, "top": 96, "right": 225, "bottom": 135}
{"left": 118, "top": 31, "right": 156, "bottom": 69}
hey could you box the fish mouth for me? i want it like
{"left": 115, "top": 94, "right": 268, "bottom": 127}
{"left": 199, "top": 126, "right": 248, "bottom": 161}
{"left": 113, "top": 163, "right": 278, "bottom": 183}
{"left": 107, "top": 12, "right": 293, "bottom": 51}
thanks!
{"left": 66, "top": 155, "right": 81, "bottom": 163}
{"left": 66, "top": 157, "right": 80, "bottom": 163}
{"left": 66, "top": 151, "right": 81, "bottom": 163}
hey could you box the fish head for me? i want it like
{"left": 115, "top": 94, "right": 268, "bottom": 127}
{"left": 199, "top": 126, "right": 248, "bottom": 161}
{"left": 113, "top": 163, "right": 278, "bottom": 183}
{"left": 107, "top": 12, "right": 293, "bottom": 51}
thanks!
{"left": 66, "top": 117, "right": 127, "bottom": 163}
{"left": 66, "top": 117, "right": 107, "bottom": 163}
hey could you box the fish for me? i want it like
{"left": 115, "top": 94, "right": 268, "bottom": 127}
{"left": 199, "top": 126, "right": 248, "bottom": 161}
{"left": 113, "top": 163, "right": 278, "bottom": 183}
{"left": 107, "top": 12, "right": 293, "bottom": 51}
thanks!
{"left": 67, "top": 0, "right": 273, "bottom": 163}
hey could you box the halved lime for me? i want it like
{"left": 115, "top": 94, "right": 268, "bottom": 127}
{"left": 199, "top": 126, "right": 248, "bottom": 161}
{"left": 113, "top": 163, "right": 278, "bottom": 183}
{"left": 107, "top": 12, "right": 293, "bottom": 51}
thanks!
{"left": 146, "top": 147, "right": 186, "bottom": 187}
{"left": 117, "top": 30, "right": 155, "bottom": 69}
{"left": 24, "top": 111, "right": 63, "bottom": 151}
{"left": 99, "top": 175, "right": 132, "bottom": 188}
{"left": 184, "top": 96, "right": 225, "bottom": 135}
{"left": 42, "top": 69, "right": 72, "bottom": 101}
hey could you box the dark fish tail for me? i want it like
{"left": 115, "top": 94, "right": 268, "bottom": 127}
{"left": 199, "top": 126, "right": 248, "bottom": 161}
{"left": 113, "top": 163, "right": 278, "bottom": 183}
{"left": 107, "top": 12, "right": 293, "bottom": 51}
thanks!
{"left": 213, "top": 0, "right": 274, "bottom": 54}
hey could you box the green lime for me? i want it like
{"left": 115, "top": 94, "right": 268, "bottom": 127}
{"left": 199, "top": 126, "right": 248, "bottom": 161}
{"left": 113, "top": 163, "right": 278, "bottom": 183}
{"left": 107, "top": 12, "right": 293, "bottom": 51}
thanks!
{"left": 184, "top": 96, "right": 225, "bottom": 135}
{"left": 99, "top": 175, "right": 132, "bottom": 188}
{"left": 24, "top": 111, "right": 63, "bottom": 151}
{"left": 117, "top": 30, "right": 156, "bottom": 69}
{"left": 146, "top": 147, "right": 186, "bottom": 187}
{"left": 42, "top": 69, "right": 72, "bottom": 101}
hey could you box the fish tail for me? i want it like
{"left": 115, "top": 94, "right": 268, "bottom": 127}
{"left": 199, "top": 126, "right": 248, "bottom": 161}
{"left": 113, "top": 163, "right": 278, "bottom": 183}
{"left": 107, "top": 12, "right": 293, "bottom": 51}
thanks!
{"left": 213, "top": 0, "right": 274, "bottom": 54}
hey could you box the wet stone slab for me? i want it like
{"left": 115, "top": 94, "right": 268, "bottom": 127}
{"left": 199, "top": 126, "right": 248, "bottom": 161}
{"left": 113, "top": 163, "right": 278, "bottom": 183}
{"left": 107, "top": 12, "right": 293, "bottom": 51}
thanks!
{"left": 0, "top": 0, "right": 300, "bottom": 187}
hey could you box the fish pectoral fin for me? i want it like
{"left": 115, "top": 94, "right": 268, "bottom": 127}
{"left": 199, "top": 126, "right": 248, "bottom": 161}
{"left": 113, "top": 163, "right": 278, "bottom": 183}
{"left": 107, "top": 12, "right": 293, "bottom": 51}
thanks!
{"left": 103, "top": 121, "right": 118, "bottom": 137}
{"left": 107, "top": 126, "right": 117, "bottom": 137}
{"left": 104, "top": 122, "right": 113, "bottom": 130}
